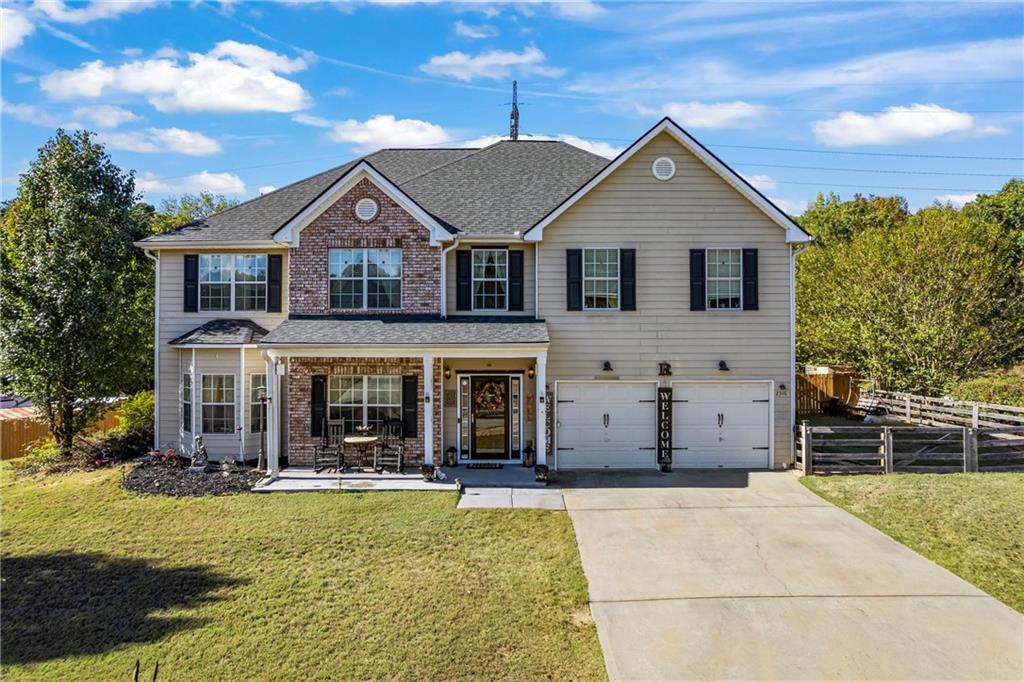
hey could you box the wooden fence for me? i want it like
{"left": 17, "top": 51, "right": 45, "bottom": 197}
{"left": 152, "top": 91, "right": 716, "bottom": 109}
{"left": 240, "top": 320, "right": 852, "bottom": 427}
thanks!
{"left": 0, "top": 409, "right": 122, "bottom": 460}
{"left": 796, "top": 372, "right": 861, "bottom": 414}
{"left": 864, "top": 389, "right": 1024, "bottom": 428}
{"left": 795, "top": 423, "right": 1024, "bottom": 474}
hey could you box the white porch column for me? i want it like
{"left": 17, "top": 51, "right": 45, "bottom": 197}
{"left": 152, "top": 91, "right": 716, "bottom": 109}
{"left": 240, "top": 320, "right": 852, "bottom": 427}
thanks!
{"left": 535, "top": 353, "right": 547, "bottom": 466}
{"left": 262, "top": 351, "right": 279, "bottom": 476}
{"left": 423, "top": 355, "right": 434, "bottom": 466}
{"left": 190, "top": 348, "right": 198, "bottom": 454}
{"left": 238, "top": 347, "right": 246, "bottom": 462}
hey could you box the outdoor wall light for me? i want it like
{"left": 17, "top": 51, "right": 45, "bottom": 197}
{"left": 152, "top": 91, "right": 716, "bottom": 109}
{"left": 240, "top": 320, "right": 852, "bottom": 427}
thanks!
{"left": 527, "top": 365, "right": 536, "bottom": 379}
{"left": 443, "top": 366, "right": 451, "bottom": 380}
{"left": 602, "top": 361, "right": 614, "bottom": 372}
{"left": 718, "top": 360, "right": 730, "bottom": 372}
{"left": 658, "top": 362, "right": 672, "bottom": 376}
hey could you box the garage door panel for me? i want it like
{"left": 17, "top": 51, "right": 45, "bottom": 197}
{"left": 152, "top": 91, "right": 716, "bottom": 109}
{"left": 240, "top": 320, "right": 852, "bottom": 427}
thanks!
{"left": 672, "top": 382, "right": 771, "bottom": 469}
{"left": 556, "top": 382, "right": 656, "bottom": 470}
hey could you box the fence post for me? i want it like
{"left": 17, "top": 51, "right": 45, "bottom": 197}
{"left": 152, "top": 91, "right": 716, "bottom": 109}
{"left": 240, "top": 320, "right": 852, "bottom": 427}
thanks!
{"left": 971, "top": 403, "right": 980, "bottom": 429}
{"left": 963, "top": 427, "right": 978, "bottom": 473}
{"left": 904, "top": 394, "right": 912, "bottom": 421}
{"left": 883, "top": 426, "right": 893, "bottom": 474}
{"left": 801, "top": 420, "right": 812, "bottom": 475}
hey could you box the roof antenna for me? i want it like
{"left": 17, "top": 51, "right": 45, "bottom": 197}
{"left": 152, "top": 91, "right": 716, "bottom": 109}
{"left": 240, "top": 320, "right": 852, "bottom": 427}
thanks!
{"left": 509, "top": 80, "right": 519, "bottom": 141}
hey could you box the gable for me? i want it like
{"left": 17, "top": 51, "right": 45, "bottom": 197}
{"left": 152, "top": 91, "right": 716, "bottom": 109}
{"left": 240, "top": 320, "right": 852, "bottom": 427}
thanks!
{"left": 525, "top": 118, "right": 811, "bottom": 243}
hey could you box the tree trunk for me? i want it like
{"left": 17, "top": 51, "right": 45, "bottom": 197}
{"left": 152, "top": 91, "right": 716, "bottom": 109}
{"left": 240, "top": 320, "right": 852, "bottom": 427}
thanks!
{"left": 57, "top": 398, "right": 75, "bottom": 457}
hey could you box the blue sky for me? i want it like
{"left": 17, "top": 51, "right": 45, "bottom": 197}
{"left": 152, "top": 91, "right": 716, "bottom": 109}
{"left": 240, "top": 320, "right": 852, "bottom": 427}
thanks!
{"left": 2, "top": 1, "right": 1022, "bottom": 215}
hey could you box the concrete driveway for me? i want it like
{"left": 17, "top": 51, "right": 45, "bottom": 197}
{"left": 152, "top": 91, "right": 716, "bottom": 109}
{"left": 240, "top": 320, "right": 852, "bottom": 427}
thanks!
{"left": 561, "top": 470, "right": 1024, "bottom": 681}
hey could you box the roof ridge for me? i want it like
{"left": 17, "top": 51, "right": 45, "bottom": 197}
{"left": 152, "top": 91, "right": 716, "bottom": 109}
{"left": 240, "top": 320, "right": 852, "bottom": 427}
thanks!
{"left": 393, "top": 143, "right": 499, "bottom": 186}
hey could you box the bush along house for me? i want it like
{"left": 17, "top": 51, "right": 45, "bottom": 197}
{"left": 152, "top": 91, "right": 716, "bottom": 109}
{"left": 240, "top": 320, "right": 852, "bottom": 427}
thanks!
{"left": 136, "top": 117, "right": 811, "bottom": 481}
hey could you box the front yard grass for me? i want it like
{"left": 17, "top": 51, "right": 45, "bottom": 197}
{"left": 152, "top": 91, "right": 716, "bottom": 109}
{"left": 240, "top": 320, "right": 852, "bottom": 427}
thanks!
{"left": 0, "top": 467, "right": 606, "bottom": 681}
{"left": 802, "top": 473, "right": 1024, "bottom": 612}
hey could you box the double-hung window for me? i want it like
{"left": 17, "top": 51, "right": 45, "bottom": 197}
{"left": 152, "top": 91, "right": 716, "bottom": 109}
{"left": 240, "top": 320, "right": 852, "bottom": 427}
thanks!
{"left": 583, "top": 248, "right": 619, "bottom": 310}
{"left": 199, "top": 254, "right": 267, "bottom": 312}
{"left": 250, "top": 374, "right": 267, "bottom": 434}
{"left": 328, "top": 375, "right": 402, "bottom": 435}
{"left": 706, "top": 248, "right": 742, "bottom": 310}
{"left": 201, "top": 375, "right": 235, "bottom": 434}
{"left": 182, "top": 374, "right": 192, "bottom": 432}
{"left": 329, "top": 248, "right": 402, "bottom": 310}
{"left": 472, "top": 249, "right": 507, "bottom": 310}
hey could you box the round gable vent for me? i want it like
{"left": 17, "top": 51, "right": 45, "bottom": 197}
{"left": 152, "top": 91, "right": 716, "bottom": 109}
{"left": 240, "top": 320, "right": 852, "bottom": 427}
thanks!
{"left": 652, "top": 156, "right": 676, "bottom": 181}
{"left": 354, "top": 197, "right": 379, "bottom": 221}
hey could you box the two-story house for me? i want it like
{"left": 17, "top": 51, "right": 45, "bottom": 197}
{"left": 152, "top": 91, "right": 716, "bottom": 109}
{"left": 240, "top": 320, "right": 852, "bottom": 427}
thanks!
{"left": 137, "top": 118, "right": 811, "bottom": 478}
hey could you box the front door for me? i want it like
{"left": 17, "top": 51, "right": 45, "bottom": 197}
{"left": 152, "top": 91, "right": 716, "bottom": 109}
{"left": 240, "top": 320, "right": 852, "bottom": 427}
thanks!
{"left": 471, "top": 376, "right": 510, "bottom": 459}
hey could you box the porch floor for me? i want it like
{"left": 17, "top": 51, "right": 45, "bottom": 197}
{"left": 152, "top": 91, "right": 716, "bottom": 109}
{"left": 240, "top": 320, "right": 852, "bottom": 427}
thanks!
{"left": 253, "top": 463, "right": 548, "bottom": 493}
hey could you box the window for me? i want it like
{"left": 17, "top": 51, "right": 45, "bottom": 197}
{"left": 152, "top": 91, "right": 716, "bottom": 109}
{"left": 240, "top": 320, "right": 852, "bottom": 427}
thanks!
{"left": 201, "top": 375, "right": 235, "bottom": 434}
{"left": 250, "top": 374, "right": 267, "bottom": 434}
{"left": 329, "top": 248, "right": 402, "bottom": 310}
{"left": 199, "top": 254, "right": 267, "bottom": 312}
{"left": 472, "top": 249, "right": 507, "bottom": 310}
{"left": 706, "top": 248, "right": 741, "bottom": 310}
{"left": 583, "top": 248, "right": 619, "bottom": 310}
{"left": 328, "top": 375, "right": 402, "bottom": 435}
{"left": 182, "top": 374, "right": 192, "bottom": 432}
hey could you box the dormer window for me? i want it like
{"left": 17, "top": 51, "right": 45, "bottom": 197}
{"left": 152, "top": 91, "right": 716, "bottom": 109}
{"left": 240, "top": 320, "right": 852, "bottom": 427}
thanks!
{"left": 472, "top": 249, "right": 508, "bottom": 311}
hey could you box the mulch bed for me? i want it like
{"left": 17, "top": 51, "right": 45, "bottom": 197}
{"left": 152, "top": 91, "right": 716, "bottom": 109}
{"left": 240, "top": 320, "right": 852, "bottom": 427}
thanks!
{"left": 122, "top": 463, "right": 262, "bottom": 497}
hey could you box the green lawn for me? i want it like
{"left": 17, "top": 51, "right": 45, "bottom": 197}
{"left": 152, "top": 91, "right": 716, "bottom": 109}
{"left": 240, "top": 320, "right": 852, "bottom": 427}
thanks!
{"left": 802, "top": 473, "right": 1024, "bottom": 612}
{"left": 1, "top": 467, "right": 606, "bottom": 681}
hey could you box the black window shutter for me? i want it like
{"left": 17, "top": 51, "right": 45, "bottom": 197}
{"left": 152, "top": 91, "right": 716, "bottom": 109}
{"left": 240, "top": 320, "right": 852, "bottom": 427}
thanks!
{"left": 620, "top": 249, "right": 636, "bottom": 311}
{"left": 689, "top": 250, "right": 706, "bottom": 311}
{"left": 310, "top": 375, "right": 327, "bottom": 438}
{"left": 183, "top": 254, "right": 199, "bottom": 312}
{"left": 402, "top": 375, "right": 418, "bottom": 438}
{"left": 742, "top": 248, "right": 759, "bottom": 310}
{"left": 267, "top": 254, "right": 282, "bottom": 312}
{"left": 508, "top": 250, "right": 524, "bottom": 311}
{"left": 456, "top": 251, "right": 472, "bottom": 311}
{"left": 566, "top": 249, "right": 582, "bottom": 311}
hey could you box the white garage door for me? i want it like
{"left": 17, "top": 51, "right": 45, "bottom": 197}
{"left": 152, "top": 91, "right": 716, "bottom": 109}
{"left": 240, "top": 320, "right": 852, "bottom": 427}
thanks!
{"left": 555, "top": 382, "right": 657, "bottom": 469}
{"left": 672, "top": 382, "right": 772, "bottom": 468}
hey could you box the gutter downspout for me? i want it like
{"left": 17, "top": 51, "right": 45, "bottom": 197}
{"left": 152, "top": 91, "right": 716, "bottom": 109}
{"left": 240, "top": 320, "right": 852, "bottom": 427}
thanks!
{"left": 789, "top": 242, "right": 810, "bottom": 467}
{"left": 144, "top": 249, "right": 159, "bottom": 451}
{"left": 439, "top": 238, "right": 461, "bottom": 319}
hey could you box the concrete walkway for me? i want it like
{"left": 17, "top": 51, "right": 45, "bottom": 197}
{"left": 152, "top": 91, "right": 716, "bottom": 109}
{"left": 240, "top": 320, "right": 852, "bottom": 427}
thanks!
{"left": 561, "top": 469, "right": 1024, "bottom": 681}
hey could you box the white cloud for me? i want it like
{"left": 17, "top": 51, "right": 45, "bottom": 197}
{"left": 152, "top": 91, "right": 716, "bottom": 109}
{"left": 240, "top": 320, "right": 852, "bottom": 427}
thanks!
{"left": 454, "top": 20, "right": 499, "bottom": 39}
{"left": 1, "top": 8, "right": 35, "bottom": 55}
{"left": 327, "top": 86, "right": 350, "bottom": 97}
{"left": 420, "top": 45, "right": 565, "bottom": 82}
{"left": 34, "top": 0, "right": 160, "bottom": 24}
{"left": 97, "top": 128, "right": 223, "bottom": 156}
{"left": 1, "top": 99, "right": 60, "bottom": 127}
{"left": 136, "top": 171, "right": 246, "bottom": 196}
{"left": 258, "top": 185, "right": 277, "bottom": 195}
{"left": 811, "top": 104, "right": 1004, "bottom": 147}
{"left": 769, "top": 197, "right": 809, "bottom": 216}
{"left": 292, "top": 113, "right": 333, "bottom": 128}
{"left": 152, "top": 46, "right": 183, "bottom": 59}
{"left": 549, "top": 1, "right": 604, "bottom": 19}
{"left": 935, "top": 193, "right": 979, "bottom": 208}
{"left": 328, "top": 115, "right": 452, "bottom": 152}
{"left": 72, "top": 104, "right": 139, "bottom": 128}
{"left": 39, "top": 41, "right": 311, "bottom": 113}
{"left": 461, "top": 133, "right": 622, "bottom": 159}
{"left": 743, "top": 173, "right": 777, "bottom": 191}
{"left": 648, "top": 101, "right": 769, "bottom": 129}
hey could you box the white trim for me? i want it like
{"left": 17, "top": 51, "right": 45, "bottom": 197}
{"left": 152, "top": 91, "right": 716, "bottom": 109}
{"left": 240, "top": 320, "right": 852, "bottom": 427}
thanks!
{"left": 535, "top": 354, "right": 547, "bottom": 466}
{"left": 705, "top": 247, "right": 743, "bottom": 311}
{"left": 135, "top": 241, "right": 285, "bottom": 250}
{"left": 525, "top": 118, "right": 812, "bottom": 244}
{"left": 470, "top": 248, "right": 510, "bottom": 312}
{"left": 197, "top": 253, "right": 268, "bottom": 314}
{"left": 173, "top": 344, "right": 260, "bottom": 350}
{"left": 552, "top": 379, "right": 660, "bottom": 471}
{"left": 198, "top": 372, "right": 238, "bottom": 436}
{"left": 424, "top": 356, "right": 434, "bottom": 466}
{"left": 790, "top": 244, "right": 809, "bottom": 466}
{"left": 669, "top": 379, "right": 775, "bottom": 469}
{"left": 144, "top": 249, "right": 160, "bottom": 449}
{"left": 328, "top": 246, "right": 403, "bottom": 311}
{"left": 238, "top": 348, "right": 246, "bottom": 462}
{"left": 455, "top": 372, "right": 524, "bottom": 463}
{"left": 190, "top": 349, "right": 197, "bottom": 453}
{"left": 273, "top": 163, "right": 452, "bottom": 247}
{"left": 582, "top": 247, "right": 621, "bottom": 311}
{"left": 263, "top": 344, "right": 548, "bottom": 360}
{"left": 440, "top": 240, "right": 460, "bottom": 318}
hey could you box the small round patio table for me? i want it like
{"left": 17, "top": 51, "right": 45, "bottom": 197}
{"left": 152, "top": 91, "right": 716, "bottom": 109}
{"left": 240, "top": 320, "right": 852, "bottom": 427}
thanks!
{"left": 344, "top": 435, "right": 379, "bottom": 467}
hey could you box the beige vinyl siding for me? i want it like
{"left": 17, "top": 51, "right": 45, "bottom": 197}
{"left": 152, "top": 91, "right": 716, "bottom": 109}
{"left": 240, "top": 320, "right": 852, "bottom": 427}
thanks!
{"left": 156, "top": 249, "right": 288, "bottom": 460}
{"left": 444, "top": 243, "right": 536, "bottom": 316}
{"left": 538, "top": 132, "right": 794, "bottom": 467}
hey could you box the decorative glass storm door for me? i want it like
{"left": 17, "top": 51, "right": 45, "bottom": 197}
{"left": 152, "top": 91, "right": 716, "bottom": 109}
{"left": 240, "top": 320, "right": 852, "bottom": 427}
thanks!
{"left": 471, "top": 376, "right": 510, "bottom": 459}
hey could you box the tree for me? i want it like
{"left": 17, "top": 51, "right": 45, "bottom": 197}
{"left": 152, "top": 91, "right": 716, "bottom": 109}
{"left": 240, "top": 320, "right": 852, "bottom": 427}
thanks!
{"left": 798, "top": 192, "right": 909, "bottom": 246}
{"left": 144, "top": 191, "right": 238, "bottom": 234}
{"left": 797, "top": 203, "right": 1024, "bottom": 394}
{"left": 963, "top": 179, "right": 1024, "bottom": 269}
{"left": 0, "top": 130, "right": 152, "bottom": 456}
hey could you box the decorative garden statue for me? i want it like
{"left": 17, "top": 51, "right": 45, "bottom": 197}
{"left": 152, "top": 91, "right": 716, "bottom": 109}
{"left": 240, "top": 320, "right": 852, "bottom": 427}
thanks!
{"left": 191, "top": 435, "right": 209, "bottom": 469}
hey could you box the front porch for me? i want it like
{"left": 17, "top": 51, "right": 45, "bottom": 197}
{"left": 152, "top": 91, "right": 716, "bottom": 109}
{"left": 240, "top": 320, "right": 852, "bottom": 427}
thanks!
{"left": 254, "top": 464, "right": 548, "bottom": 493}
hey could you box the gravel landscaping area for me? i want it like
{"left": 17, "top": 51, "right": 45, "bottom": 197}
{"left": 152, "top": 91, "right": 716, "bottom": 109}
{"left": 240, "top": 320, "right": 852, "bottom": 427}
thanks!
{"left": 122, "top": 464, "right": 262, "bottom": 496}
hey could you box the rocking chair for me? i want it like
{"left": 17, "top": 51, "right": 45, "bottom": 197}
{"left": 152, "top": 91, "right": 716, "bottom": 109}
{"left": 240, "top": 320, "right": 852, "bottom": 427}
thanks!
{"left": 373, "top": 419, "right": 405, "bottom": 473}
{"left": 313, "top": 419, "right": 346, "bottom": 472}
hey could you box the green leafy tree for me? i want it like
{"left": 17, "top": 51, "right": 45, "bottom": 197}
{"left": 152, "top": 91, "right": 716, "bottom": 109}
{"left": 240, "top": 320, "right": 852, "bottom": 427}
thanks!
{"left": 798, "top": 192, "right": 909, "bottom": 246}
{"left": 143, "top": 191, "right": 238, "bottom": 234}
{"left": 963, "top": 178, "right": 1024, "bottom": 268}
{"left": 0, "top": 130, "right": 152, "bottom": 456}
{"left": 797, "top": 204, "right": 1024, "bottom": 394}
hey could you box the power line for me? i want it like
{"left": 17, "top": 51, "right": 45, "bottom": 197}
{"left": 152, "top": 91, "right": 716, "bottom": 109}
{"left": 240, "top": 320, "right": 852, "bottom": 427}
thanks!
{"left": 766, "top": 180, "right": 999, "bottom": 192}
{"left": 735, "top": 162, "right": 1015, "bottom": 177}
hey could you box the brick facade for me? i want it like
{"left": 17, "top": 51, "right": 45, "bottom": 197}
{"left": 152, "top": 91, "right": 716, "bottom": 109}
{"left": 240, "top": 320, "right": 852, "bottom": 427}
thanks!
{"left": 287, "top": 356, "right": 442, "bottom": 467}
{"left": 289, "top": 177, "right": 441, "bottom": 315}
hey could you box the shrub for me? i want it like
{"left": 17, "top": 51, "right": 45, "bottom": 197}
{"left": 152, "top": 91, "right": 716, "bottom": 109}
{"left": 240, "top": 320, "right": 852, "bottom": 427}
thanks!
{"left": 952, "top": 367, "right": 1024, "bottom": 407}
{"left": 117, "top": 391, "right": 154, "bottom": 436}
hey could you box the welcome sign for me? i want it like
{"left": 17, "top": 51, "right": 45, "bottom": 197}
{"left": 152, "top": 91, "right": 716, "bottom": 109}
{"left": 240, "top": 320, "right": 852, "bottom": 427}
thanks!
{"left": 657, "top": 386, "right": 672, "bottom": 470}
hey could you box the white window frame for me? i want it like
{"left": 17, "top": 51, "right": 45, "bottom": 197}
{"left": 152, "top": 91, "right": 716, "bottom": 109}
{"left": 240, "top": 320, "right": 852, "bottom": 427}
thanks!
{"left": 583, "top": 247, "right": 620, "bottom": 311}
{"left": 327, "top": 374, "right": 402, "bottom": 434}
{"left": 471, "top": 248, "right": 509, "bottom": 311}
{"left": 198, "top": 254, "right": 268, "bottom": 313}
{"left": 249, "top": 374, "right": 267, "bottom": 434}
{"left": 705, "top": 247, "right": 743, "bottom": 311}
{"left": 328, "top": 248, "right": 403, "bottom": 310}
{"left": 182, "top": 373, "right": 192, "bottom": 433}
{"left": 200, "top": 374, "right": 236, "bottom": 435}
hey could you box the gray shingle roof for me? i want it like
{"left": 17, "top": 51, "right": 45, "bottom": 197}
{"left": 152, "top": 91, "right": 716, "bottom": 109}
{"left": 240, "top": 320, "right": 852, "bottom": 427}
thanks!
{"left": 169, "top": 319, "right": 270, "bottom": 345}
{"left": 260, "top": 317, "right": 549, "bottom": 346}
{"left": 140, "top": 141, "right": 608, "bottom": 243}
